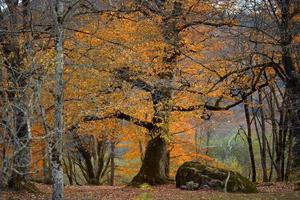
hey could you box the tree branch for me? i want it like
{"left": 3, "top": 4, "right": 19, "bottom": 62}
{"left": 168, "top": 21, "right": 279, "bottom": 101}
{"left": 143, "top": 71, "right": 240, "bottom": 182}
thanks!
{"left": 172, "top": 82, "right": 269, "bottom": 112}
{"left": 178, "top": 20, "right": 233, "bottom": 32}
{"left": 84, "top": 111, "right": 156, "bottom": 131}
{"left": 114, "top": 68, "right": 154, "bottom": 92}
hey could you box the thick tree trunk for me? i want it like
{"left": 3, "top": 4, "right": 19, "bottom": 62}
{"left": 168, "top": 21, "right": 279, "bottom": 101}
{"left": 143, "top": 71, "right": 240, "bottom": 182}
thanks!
{"left": 130, "top": 73, "right": 173, "bottom": 185}
{"left": 279, "top": 41, "right": 300, "bottom": 177}
{"left": 287, "top": 81, "right": 300, "bottom": 170}
{"left": 131, "top": 134, "right": 169, "bottom": 185}
{"left": 278, "top": 0, "right": 300, "bottom": 175}
{"left": 130, "top": 1, "right": 181, "bottom": 185}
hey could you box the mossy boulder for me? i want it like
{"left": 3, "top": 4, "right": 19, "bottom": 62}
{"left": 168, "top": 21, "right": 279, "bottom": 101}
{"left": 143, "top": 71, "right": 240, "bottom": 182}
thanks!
{"left": 176, "top": 161, "right": 258, "bottom": 193}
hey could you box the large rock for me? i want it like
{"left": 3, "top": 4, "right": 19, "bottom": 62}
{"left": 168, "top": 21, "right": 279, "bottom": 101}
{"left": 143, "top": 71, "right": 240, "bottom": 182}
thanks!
{"left": 176, "top": 161, "right": 258, "bottom": 193}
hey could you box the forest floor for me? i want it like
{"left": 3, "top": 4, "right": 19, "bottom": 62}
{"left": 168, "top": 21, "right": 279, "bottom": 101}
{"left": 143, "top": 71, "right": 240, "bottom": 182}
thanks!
{"left": 0, "top": 182, "right": 299, "bottom": 200}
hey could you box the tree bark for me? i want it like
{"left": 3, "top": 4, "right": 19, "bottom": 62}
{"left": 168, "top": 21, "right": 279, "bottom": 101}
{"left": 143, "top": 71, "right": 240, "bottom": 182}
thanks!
{"left": 258, "top": 90, "right": 268, "bottom": 182}
{"left": 131, "top": 133, "right": 169, "bottom": 185}
{"left": 285, "top": 129, "right": 293, "bottom": 181}
{"left": 244, "top": 101, "right": 256, "bottom": 182}
{"left": 278, "top": 0, "right": 300, "bottom": 173}
{"left": 50, "top": 0, "right": 65, "bottom": 199}
{"left": 130, "top": 1, "right": 181, "bottom": 185}
{"left": 287, "top": 82, "right": 300, "bottom": 170}
{"left": 110, "top": 141, "right": 115, "bottom": 186}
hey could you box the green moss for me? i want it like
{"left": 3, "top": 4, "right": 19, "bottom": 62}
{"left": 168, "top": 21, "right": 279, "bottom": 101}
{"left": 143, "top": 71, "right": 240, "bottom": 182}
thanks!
{"left": 139, "top": 183, "right": 153, "bottom": 190}
{"left": 176, "top": 161, "right": 258, "bottom": 193}
{"left": 135, "top": 192, "right": 153, "bottom": 200}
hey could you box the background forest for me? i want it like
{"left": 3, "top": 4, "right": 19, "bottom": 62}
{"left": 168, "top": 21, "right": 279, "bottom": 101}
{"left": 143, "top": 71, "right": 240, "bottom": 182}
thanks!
{"left": 0, "top": 0, "right": 300, "bottom": 199}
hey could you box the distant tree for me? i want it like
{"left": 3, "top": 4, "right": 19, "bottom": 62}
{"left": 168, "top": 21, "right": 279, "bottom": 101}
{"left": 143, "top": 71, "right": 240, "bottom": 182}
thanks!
{"left": 232, "top": 0, "right": 300, "bottom": 179}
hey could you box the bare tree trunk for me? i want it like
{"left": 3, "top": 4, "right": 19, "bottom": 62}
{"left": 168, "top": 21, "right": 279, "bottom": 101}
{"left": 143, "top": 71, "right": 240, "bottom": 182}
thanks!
{"left": 267, "top": 85, "right": 278, "bottom": 182}
{"left": 110, "top": 141, "right": 115, "bottom": 186}
{"left": 276, "top": 103, "right": 289, "bottom": 181}
{"left": 50, "top": 0, "right": 65, "bottom": 198}
{"left": 258, "top": 90, "right": 268, "bottom": 182}
{"left": 39, "top": 101, "right": 52, "bottom": 184}
{"left": 0, "top": 58, "right": 9, "bottom": 189}
{"left": 244, "top": 101, "right": 256, "bottom": 182}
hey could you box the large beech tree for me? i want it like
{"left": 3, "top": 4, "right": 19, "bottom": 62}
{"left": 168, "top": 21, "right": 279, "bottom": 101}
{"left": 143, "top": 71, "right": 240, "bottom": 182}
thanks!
{"left": 81, "top": 0, "right": 277, "bottom": 185}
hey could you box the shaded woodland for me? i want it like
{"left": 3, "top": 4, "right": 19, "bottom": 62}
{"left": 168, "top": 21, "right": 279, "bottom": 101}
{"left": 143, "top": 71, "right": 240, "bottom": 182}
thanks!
{"left": 0, "top": 0, "right": 299, "bottom": 199}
